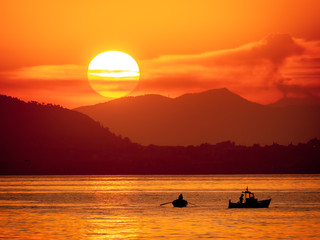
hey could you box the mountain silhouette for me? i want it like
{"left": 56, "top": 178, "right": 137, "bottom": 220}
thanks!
{"left": 1, "top": 94, "right": 319, "bottom": 174}
{"left": 0, "top": 94, "right": 137, "bottom": 174}
{"left": 75, "top": 88, "right": 320, "bottom": 146}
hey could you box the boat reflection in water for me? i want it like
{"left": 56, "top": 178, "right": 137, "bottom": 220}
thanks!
{"left": 229, "top": 187, "right": 271, "bottom": 208}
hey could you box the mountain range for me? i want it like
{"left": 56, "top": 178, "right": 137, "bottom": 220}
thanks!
{"left": 75, "top": 88, "right": 320, "bottom": 146}
{"left": 1, "top": 93, "right": 319, "bottom": 174}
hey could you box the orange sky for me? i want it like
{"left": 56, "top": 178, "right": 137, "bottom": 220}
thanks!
{"left": 1, "top": 0, "right": 320, "bottom": 107}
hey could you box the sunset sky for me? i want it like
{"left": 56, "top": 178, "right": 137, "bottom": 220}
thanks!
{"left": 1, "top": 0, "right": 320, "bottom": 108}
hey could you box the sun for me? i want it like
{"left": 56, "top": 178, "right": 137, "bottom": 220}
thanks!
{"left": 88, "top": 51, "right": 140, "bottom": 98}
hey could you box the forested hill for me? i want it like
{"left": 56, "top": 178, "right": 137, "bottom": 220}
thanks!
{"left": 0, "top": 94, "right": 137, "bottom": 174}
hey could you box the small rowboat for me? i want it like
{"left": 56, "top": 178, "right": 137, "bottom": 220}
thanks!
{"left": 172, "top": 199, "right": 188, "bottom": 208}
{"left": 160, "top": 194, "right": 188, "bottom": 207}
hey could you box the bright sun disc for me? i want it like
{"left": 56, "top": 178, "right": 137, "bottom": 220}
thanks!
{"left": 88, "top": 51, "right": 140, "bottom": 98}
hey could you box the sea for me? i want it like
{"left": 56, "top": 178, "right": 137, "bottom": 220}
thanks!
{"left": 0, "top": 175, "right": 319, "bottom": 239}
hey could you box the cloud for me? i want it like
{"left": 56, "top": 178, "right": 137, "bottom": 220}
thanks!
{"left": 0, "top": 64, "right": 108, "bottom": 108}
{"left": 4, "top": 64, "right": 87, "bottom": 80}
{"left": 135, "top": 33, "right": 319, "bottom": 103}
{"left": 0, "top": 64, "right": 91, "bottom": 95}
{"left": 280, "top": 39, "right": 320, "bottom": 98}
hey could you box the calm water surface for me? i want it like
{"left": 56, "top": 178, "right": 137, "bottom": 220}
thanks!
{"left": 0, "top": 175, "right": 319, "bottom": 239}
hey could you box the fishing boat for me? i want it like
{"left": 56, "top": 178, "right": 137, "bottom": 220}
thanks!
{"left": 228, "top": 187, "right": 271, "bottom": 208}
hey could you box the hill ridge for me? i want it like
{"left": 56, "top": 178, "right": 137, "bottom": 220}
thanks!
{"left": 75, "top": 88, "right": 320, "bottom": 146}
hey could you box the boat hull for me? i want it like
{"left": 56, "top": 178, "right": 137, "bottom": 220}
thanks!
{"left": 228, "top": 199, "right": 271, "bottom": 208}
{"left": 172, "top": 199, "right": 188, "bottom": 207}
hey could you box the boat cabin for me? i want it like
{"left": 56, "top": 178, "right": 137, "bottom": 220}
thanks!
{"left": 243, "top": 187, "right": 257, "bottom": 203}
{"left": 244, "top": 190, "right": 254, "bottom": 199}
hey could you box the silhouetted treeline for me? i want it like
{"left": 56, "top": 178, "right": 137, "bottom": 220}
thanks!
{"left": 131, "top": 140, "right": 320, "bottom": 174}
{"left": 1, "top": 94, "right": 319, "bottom": 174}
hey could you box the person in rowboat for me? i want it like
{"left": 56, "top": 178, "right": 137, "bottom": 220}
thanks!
{"left": 178, "top": 194, "right": 183, "bottom": 200}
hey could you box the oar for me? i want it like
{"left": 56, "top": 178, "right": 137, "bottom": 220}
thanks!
{"left": 160, "top": 201, "right": 172, "bottom": 206}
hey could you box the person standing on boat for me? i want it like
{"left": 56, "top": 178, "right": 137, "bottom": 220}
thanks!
{"left": 239, "top": 194, "right": 244, "bottom": 203}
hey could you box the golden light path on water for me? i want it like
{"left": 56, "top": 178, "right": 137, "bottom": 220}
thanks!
{"left": 0, "top": 175, "right": 320, "bottom": 239}
{"left": 88, "top": 51, "right": 140, "bottom": 99}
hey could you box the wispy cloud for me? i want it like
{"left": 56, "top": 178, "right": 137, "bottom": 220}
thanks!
{"left": 135, "top": 34, "right": 320, "bottom": 103}
{"left": 4, "top": 64, "right": 86, "bottom": 80}
{"left": 0, "top": 64, "right": 107, "bottom": 108}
